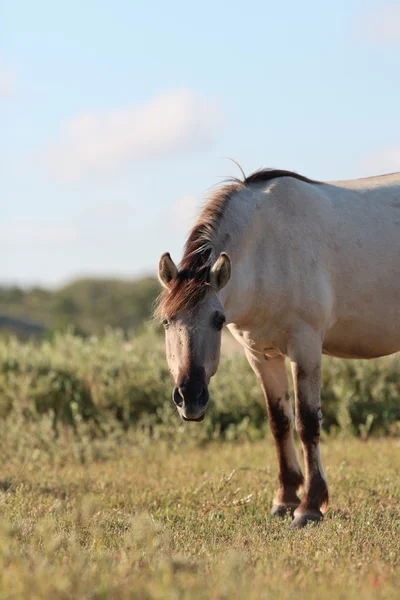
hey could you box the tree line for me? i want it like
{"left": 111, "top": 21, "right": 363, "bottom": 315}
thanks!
{"left": 0, "top": 277, "right": 161, "bottom": 338}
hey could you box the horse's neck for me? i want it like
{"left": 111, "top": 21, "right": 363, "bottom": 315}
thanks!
{"left": 215, "top": 187, "right": 262, "bottom": 324}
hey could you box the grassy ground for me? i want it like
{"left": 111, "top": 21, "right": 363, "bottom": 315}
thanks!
{"left": 1, "top": 429, "right": 399, "bottom": 599}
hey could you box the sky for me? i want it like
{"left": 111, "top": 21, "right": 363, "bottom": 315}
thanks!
{"left": 2, "top": 0, "right": 400, "bottom": 287}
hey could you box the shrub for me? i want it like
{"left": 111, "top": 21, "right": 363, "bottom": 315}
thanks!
{"left": 0, "top": 329, "right": 399, "bottom": 439}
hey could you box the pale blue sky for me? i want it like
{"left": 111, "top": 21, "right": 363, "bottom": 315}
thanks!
{"left": 2, "top": 0, "right": 399, "bottom": 286}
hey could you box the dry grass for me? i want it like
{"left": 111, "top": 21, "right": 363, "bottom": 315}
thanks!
{"left": 1, "top": 426, "right": 399, "bottom": 599}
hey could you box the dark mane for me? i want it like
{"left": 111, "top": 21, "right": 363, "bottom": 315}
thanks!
{"left": 244, "top": 168, "right": 320, "bottom": 186}
{"left": 155, "top": 168, "right": 319, "bottom": 319}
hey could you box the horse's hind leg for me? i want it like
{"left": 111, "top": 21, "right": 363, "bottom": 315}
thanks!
{"left": 245, "top": 350, "right": 304, "bottom": 517}
{"left": 289, "top": 329, "right": 329, "bottom": 528}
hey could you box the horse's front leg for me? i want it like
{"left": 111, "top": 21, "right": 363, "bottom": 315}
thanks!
{"left": 289, "top": 331, "right": 329, "bottom": 528}
{"left": 245, "top": 350, "right": 304, "bottom": 517}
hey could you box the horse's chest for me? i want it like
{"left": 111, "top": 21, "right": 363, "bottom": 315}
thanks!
{"left": 228, "top": 324, "right": 285, "bottom": 358}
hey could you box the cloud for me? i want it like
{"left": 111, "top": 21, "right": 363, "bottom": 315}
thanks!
{"left": 0, "top": 68, "right": 16, "bottom": 97}
{"left": 359, "top": 145, "right": 400, "bottom": 175}
{"left": 43, "top": 89, "right": 223, "bottom": 180}
{"left": 357, "top": 4, "right": 400, "bottom": 44}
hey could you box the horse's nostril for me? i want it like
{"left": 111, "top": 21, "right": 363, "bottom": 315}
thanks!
{"left": 173, "top": 387, "right": 184, "bottom": 407}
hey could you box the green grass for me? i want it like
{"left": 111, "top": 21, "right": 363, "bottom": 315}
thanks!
{"left": 1, "top": 424, "right": 399, "bottom": 599}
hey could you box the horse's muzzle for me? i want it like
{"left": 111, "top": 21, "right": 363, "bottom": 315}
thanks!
{"left": 172, "top": 383, "right": 209, "bottom": 422}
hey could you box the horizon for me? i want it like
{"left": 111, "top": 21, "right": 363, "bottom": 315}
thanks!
{"left": 0, "top": 268, "right": 159, "bottom": 290}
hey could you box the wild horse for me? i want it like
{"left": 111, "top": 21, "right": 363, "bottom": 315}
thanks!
{"left": 156, "top": 168, "right": 400, "bottom": 528}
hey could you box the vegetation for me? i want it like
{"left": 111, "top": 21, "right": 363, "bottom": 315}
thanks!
{"left": 0, "top": 277, "right": 160, "bottom": 337}
{"left": 0, "top": 328, "right": 399, "bottom": 598}
{"left": 1, "top": 424, "right": 399, "bottom": 599}
{"left": 0, "top": 329, "right": 399, "bottom": 439}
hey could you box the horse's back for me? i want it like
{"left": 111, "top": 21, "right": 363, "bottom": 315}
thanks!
{"left": 329, "top": 171, "right": 400, "bottom": 190}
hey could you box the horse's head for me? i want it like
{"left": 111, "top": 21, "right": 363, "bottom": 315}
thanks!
{"left": 157, "top": 251, "right": 231, "bottom": 421}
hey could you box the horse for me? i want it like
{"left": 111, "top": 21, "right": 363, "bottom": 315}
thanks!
{"left": 155, "top": 168, "right": 400, "bottom": 528}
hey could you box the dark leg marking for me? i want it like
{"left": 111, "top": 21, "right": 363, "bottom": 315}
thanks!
{"left": 291, "top": 405, "right": 328, "bottom": 527}
{"left": 295, "top": 403, "right": 322, "bottom": 445}
{"left": 267, "top": 397, "right": 290, "bottom": 441}
{"left": 291, "top": 360, "right": 329, "bottom": 528}
{"left": 243, "top": 351, "right": 305, "bottom": 521}
{"left": 268, "top": 395, "right": 304, "bottom": 516}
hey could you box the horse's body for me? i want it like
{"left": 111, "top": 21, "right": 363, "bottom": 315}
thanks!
{"left": 220, "top": 172, "right": 400, "bottom": 359}
{"left": 157, "top": 169, "right": 400, "bottom": 528}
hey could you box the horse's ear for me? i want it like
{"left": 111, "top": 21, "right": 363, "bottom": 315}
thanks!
{"left": 158, "top": 253, "right": 178, "bottom": 288}
{"left": 210, "top": 252, "right": 231, "bottom": 290}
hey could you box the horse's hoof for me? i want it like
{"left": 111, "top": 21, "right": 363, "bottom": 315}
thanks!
{"left": 271, "top": 503, "right": 299, "bottom": 518}
{"left": 290, "top": 512, "right": 323, "bottom": 529}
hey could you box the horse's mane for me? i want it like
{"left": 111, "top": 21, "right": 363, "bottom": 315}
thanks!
{"left": 154, "top": 168, "right": 319, "bottom": 319}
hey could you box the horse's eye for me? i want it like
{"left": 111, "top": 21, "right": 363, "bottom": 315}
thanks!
{"left": 212, "top": 312, "right": 226, "bottom": 331}
{"left": 162, "top": 319, "right": 170, "bottom": 329}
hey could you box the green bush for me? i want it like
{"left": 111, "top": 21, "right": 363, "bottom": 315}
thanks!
{"left": 0, "top": 329, "right": 399, "bottom": 439}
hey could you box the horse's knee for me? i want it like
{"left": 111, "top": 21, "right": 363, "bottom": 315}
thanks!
{"left": 267, "top": 395, "right": 292, "bottom": 441}
{"left": 295, "top": 404, "right": 323, "bottom": 445}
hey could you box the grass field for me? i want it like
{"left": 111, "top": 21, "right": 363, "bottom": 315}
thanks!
{"left": 1, "top": 427, "right": 399, "bottom": 599}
